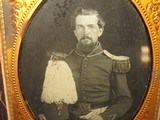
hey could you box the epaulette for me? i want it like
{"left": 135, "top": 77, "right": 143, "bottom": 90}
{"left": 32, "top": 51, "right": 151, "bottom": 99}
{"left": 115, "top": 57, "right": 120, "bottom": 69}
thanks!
{"left": 103, "top": 50, "right": 131, "bottom": 73}
{"left": 50, "top": 52, "right": 67, "bottom": 61}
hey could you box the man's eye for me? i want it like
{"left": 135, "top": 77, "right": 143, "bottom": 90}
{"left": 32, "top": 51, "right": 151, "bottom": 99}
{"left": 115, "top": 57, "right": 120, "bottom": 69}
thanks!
{"left": 88, "top": 25, "right": 96, "bottom": 29}
{"left": 76, "top": 26, "right": 83, "bottom": 30}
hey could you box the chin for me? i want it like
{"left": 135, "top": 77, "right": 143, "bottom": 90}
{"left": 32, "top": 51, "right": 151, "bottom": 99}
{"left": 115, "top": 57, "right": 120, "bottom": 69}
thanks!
{"left": 82, "top": 42, "right": 92, "bottom": 45}
{"left": 81, "top": 40, "right": 92, "bottom": 45}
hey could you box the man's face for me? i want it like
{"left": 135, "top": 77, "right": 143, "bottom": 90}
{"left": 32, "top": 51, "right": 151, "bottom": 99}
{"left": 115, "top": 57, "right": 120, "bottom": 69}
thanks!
{"left": 74, "top": 15, "right": 104, "bottom": 46}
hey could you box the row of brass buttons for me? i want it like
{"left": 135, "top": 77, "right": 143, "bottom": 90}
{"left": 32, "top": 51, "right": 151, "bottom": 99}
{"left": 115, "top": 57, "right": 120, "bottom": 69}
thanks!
{"left": 81, "top": 57, "right": 88, "bottom": 102}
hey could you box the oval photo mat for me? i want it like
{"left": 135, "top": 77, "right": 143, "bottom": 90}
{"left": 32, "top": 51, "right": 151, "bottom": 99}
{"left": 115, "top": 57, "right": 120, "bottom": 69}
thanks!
{"left": 19, "top": 0, "right": 152, "bottom": 119}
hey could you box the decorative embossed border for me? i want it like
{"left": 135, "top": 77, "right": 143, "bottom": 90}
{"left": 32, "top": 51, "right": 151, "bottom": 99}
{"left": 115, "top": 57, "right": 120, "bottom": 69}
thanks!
{"left": 132, "top": 0, "right": 160, "bottom": 120}
{"left": 0, "top": 0, "right": 160, "bottom": 120}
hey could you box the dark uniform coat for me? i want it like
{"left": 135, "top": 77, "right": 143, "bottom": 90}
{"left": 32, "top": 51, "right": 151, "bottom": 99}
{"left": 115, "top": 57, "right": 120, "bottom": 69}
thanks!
{"left": 41, "top": 42, "right": 132, "bottom": 120}
{"left": 64, "top": 43, "right": 132, "bottom": 120}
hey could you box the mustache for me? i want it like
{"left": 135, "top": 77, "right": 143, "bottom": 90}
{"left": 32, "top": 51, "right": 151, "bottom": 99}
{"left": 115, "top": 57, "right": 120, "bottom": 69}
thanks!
{"left": 80, "top": 36, "right": 92, "bottom": 41}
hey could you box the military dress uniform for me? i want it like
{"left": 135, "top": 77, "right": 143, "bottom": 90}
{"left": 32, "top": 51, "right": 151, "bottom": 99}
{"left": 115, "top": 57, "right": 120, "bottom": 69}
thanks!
{"left": 64, "top": 42, "right": 132, "bottom": 120}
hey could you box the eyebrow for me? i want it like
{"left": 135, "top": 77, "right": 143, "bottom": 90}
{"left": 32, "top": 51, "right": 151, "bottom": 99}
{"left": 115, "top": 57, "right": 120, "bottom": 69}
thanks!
{"left": 76, "top": 24, "right": 97, "bottom": 26}
{"left": 76, "top": 24, "right": 83, "bottom": 26}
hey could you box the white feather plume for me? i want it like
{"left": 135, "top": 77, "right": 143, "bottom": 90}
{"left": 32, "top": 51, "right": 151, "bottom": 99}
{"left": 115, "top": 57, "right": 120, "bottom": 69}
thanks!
{"left": 41, "top": 60, "right": 78, "bottom": 104}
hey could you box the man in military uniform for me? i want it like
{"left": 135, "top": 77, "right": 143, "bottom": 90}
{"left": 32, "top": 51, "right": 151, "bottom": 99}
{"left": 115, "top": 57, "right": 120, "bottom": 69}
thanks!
{"left": 40, "top": 7, "right": 132, "bottom": 120}
{"left": 64, "top": 7, "right": 132, "bottom": 120}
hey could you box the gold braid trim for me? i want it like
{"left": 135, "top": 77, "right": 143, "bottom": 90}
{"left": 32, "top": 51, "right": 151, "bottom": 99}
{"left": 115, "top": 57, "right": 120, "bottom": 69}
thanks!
{"left": 103, "top": 50, "right": 131, "bottom": 73}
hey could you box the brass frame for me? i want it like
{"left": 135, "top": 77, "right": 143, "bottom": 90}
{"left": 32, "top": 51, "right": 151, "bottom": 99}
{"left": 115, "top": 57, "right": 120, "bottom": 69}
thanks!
{"left": 0, "top": 0, "right": 160, "bottom": 120}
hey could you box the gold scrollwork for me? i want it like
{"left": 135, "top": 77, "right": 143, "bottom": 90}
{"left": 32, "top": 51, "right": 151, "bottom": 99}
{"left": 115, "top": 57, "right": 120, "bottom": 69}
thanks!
{"left": 0, "top": 0, "right": 160, "bottom": 119}
{"left": 10, "top": 0, "right": 27, "bottom": 32}
{"left": 146, "top": 0, "right": 160, "bottom": 40}
{"left": 8, "top": 0, "right": 43, "bottom": 119}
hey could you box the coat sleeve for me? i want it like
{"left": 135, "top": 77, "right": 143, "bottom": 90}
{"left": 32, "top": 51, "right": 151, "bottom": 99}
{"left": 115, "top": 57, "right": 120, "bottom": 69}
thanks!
{"left": 99, "top": 58, "right": 132, "bottom": 120}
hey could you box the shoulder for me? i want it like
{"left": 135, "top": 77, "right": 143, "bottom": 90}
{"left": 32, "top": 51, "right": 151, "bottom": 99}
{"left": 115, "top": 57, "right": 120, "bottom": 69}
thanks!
{"left": 65, "top": 49, "right": 75, "bottom": 57}
{"left": 50, "top": 52, "right": 67, "bottom": 61}
{"left": 49, "top": 50, "right": 75, "bottom": 62}
{"left": 103, "top": 50, "right": 131, "bottom": 73}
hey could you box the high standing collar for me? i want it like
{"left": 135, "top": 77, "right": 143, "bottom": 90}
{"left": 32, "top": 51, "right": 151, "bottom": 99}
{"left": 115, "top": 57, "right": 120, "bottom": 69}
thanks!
{"left": 75, "top": 42, "right": 104, "bottom": 57}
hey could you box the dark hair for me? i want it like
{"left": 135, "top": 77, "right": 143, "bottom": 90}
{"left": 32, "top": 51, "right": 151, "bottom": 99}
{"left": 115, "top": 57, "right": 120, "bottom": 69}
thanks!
{"left": 71, "top": 7, "right": 105, "bottom": 29}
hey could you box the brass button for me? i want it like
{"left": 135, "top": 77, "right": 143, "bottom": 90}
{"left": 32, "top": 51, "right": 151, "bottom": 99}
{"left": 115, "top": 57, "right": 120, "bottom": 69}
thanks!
{"left": 82, "top": 96, "right": 86, "bottom": 100}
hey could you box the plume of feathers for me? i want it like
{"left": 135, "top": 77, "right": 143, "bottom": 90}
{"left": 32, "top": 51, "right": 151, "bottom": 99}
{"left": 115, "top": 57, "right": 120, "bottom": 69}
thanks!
{"left": 41, "top": 60, "right": 77, "bottom": 104}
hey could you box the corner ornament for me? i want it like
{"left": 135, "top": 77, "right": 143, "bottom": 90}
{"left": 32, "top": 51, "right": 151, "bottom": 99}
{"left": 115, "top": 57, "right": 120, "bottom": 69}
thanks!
{"left": 146, "top": 0, "right": 160, "bottom": 40}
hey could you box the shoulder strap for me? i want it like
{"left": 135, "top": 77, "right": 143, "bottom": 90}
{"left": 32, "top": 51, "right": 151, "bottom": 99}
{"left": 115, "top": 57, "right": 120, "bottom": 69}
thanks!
{"left": 103, "top": 50, "right": 129, "bottom": 61}
{"left": 50, "top": 52, "right": 67, "bottom": 61}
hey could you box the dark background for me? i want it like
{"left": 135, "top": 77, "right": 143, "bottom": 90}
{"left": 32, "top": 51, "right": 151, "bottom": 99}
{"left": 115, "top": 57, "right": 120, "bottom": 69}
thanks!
{"left": 0, "top": 62, "right": 7, "bottom": 120}
{"left": 19, "top": 0, "right": 152, "bottom": 119}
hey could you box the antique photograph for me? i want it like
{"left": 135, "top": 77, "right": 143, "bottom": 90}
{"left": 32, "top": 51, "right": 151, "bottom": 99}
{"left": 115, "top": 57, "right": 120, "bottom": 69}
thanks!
{"left": 18, "top": 0, "right": 152, "bottom": 120}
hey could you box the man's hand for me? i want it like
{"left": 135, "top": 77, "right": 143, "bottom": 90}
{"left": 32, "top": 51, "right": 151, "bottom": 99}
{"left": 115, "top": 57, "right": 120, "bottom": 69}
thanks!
{"left": 38, "top": 114, "right": 47, "bottom": 120}
{"left": 79, "top": 107, "right": 107, "bottom": 120}
{"left": 90, "top": 114, "right": 103, "bottom": 120}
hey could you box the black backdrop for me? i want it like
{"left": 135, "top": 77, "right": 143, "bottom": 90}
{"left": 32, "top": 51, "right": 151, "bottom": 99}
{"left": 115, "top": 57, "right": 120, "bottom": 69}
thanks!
{"left": 0, "top": 62, "right": 7, "bottom": 120}
{"left": 19, "top": 0, "right": 152, "bottom": 119}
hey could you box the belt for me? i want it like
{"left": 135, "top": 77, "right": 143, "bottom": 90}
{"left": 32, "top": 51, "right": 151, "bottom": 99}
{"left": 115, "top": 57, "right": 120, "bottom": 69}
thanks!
{"left": 70, "top": 100, "right": 111, "bottom": 114}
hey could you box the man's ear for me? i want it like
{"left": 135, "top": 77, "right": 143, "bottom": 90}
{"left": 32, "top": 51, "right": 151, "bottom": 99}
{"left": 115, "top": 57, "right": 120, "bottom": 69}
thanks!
{"left": 98, "top": 28, "right": 104, "bottom": 37}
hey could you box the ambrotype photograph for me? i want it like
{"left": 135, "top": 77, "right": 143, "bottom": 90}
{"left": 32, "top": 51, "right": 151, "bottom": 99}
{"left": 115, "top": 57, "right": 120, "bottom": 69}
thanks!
{"left": 18, "top": 0, "right": 152, "bottom": 120}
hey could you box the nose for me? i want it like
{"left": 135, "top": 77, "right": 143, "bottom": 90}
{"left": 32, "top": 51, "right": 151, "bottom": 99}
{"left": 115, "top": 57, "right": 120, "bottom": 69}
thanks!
{"left": 83, "top": 26, "right": 90, "bottom": 35}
